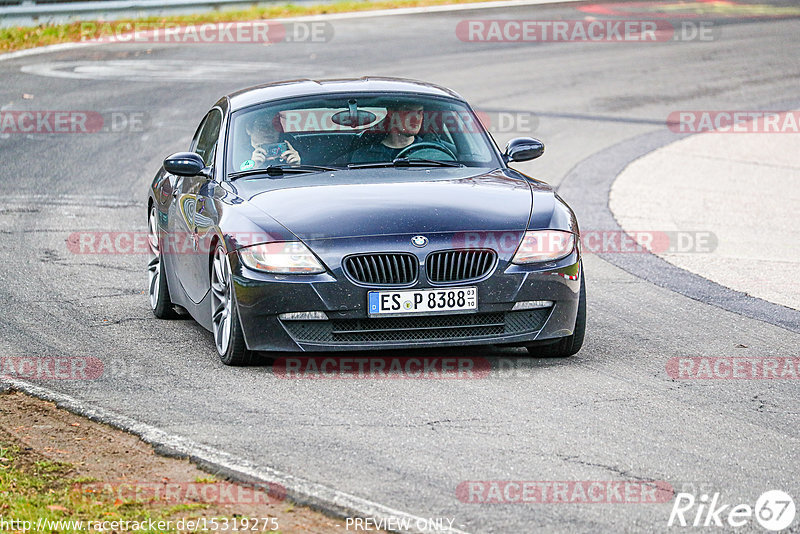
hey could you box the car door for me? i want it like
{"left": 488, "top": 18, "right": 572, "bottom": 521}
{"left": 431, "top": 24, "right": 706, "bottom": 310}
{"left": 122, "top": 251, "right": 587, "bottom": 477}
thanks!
{"left": 170, "top": 108, "right": 222, "bottom": 303}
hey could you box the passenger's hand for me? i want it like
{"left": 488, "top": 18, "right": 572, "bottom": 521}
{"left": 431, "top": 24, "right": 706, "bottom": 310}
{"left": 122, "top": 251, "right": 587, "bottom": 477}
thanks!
{"left": 281, "top": 141, "right": 301, "bottom": 164}
{"left": 252, "top": 147, "right": 268, "bottom": 165}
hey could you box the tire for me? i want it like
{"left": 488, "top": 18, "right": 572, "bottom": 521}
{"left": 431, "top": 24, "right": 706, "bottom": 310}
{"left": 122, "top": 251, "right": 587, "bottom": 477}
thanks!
{"left": 147, "top": 204, "right": 178, "bottom": 319}
{"left": 210, "top": 244, "right": 254, "bottom": 366}
{"left": 526, "top": 272, "right": 586, "bottom": 357}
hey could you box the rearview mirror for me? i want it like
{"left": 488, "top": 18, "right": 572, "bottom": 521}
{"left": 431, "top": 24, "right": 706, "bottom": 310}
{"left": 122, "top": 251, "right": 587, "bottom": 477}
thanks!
{"left": 164, "top": 152, "right": 208, "bottom": 177}
{"left": 504, "top": 137, "right": 544, "bottom": 162}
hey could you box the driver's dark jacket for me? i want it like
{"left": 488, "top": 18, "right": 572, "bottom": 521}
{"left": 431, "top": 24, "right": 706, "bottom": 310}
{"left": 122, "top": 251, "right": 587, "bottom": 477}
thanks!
{"left": 350, "top": 137, "right": 421, "bottom": 164}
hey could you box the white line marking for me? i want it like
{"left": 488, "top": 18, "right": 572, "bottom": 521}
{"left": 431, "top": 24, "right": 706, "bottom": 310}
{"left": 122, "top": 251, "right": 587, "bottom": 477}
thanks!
{"left": 0, "top": 377, "right": 471, "bottom": 534}
{"left": 282, "top": 0, "right": 587, "bottom": 21}
{"left": 0, "top": 0, "right": 586, "bottom": 62}
{"left": 0, "top": 40, "right": 98, "bottom": 62}
{"left": 20, "top": 59, "right": 297, "bottom": 81}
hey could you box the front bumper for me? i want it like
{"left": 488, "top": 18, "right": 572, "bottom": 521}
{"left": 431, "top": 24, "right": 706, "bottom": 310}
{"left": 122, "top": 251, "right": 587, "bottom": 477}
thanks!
{"left": 229, "top": 245, "right": 581, "bottom": 352}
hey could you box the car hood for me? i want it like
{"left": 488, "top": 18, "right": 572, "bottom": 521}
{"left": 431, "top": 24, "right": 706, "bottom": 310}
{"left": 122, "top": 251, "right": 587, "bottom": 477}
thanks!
{"left": 229, "top": 167, "right": 537, "bottom": 240}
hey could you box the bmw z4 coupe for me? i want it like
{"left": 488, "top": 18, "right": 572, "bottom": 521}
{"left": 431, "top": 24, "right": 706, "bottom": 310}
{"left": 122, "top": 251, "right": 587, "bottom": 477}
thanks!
{"left": 147, "top": 77, "right": 586, "bottom": 365}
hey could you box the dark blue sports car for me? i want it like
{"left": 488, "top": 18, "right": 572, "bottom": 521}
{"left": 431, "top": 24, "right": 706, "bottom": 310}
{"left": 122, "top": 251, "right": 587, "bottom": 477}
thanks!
{"left": 148, "top": 77, "right": 585, "bottom": 365}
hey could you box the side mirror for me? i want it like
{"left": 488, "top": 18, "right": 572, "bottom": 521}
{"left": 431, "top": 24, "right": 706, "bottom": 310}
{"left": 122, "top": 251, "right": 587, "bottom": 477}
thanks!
{"left": 504, "top": 137, "right": 544, "bottom": 162}
{"left": 164, "top": 152, "right": 209, "bottom": 177}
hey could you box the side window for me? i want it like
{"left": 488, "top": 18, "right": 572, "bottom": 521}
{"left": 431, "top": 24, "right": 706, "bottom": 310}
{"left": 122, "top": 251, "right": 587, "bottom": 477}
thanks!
{"left": 191, "top": 109, "right": 223, "bottom": 166}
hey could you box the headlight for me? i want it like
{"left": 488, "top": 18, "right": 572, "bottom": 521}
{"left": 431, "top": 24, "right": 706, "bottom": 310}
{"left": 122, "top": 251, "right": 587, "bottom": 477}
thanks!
{"left": 511, "top": 230, "right": 575, "bottom": 264}
{"left": 238, "top": 242, "right": 325, "bottom": 274}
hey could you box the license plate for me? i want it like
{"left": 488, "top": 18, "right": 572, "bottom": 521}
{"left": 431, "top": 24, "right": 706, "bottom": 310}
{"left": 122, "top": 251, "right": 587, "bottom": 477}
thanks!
{"left": 368, "top": 287, "right": 477, "bottom": 316}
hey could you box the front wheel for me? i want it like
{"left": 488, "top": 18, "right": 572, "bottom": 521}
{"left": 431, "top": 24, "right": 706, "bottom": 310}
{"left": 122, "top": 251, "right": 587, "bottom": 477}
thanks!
{"left": 210, "top": 245, "right": 253, "bottom": 366}
{"left": 526, "top": 274, "right": 586, "bottom": 357}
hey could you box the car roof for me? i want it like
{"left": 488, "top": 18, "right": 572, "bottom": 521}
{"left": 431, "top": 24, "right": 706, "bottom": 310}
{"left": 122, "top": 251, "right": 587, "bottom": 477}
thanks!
{"left": 226, "top": 77, "right": 465, "bottom": 111}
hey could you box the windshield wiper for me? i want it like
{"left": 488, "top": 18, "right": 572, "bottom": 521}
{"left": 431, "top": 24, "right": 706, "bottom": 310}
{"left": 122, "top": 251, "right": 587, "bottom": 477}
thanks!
{"left": 348, "top": 157, "right": 463, "bottom": 169}
{"left": 403, "top": 158, "right": 464, "bottom": 168}
{"left": 229, "top": 164, "right": 341, "bottom": 180}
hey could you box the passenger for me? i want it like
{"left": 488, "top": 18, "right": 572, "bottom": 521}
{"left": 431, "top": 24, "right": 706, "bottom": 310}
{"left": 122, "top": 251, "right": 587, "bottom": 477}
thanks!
{"left": 242, "top": 113, "right": 301, "bottom": 169}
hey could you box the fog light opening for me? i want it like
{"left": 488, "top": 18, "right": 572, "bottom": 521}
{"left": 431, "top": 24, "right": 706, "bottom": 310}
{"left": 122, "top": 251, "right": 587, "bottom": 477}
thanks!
{"left": 512, "top": 300, "right": 553, "bottom": 311}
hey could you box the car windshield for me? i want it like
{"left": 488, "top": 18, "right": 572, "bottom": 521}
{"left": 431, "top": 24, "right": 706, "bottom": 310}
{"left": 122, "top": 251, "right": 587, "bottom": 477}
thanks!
{"left": 226, "top": 93, "right": 501, "bottom": 175}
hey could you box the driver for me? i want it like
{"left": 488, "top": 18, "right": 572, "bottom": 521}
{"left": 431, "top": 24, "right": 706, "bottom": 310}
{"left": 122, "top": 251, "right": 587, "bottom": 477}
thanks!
{"left": 242, "top": 113, "right": 301, "bottom": 169}
{"left": 350, "top": 103, "right": 425, "bottom": 163}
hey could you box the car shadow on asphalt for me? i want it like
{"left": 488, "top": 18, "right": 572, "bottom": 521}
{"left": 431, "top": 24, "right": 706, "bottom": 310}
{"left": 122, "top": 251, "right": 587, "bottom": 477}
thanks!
{"left": 241, "top": 344, "right": 577, "bottom": 380}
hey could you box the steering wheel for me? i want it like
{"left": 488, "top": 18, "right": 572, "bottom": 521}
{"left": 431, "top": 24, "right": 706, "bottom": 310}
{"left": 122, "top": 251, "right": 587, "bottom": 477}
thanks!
{"left": 396, "top": 142, "right": 456, "bottom": 161}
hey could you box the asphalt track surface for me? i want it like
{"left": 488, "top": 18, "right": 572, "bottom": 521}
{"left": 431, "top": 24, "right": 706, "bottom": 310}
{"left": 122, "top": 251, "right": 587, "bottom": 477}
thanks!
{"left": 1, "top": 2, "right": 799, "bottom": 532}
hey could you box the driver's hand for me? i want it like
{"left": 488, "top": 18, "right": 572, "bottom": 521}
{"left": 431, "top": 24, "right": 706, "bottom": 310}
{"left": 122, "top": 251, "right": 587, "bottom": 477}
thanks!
{"left": 281, "top": 141, "right": 301, "bottom": 164}
{"left": 252, "top": 147, "right": 268, "bottom": 165}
